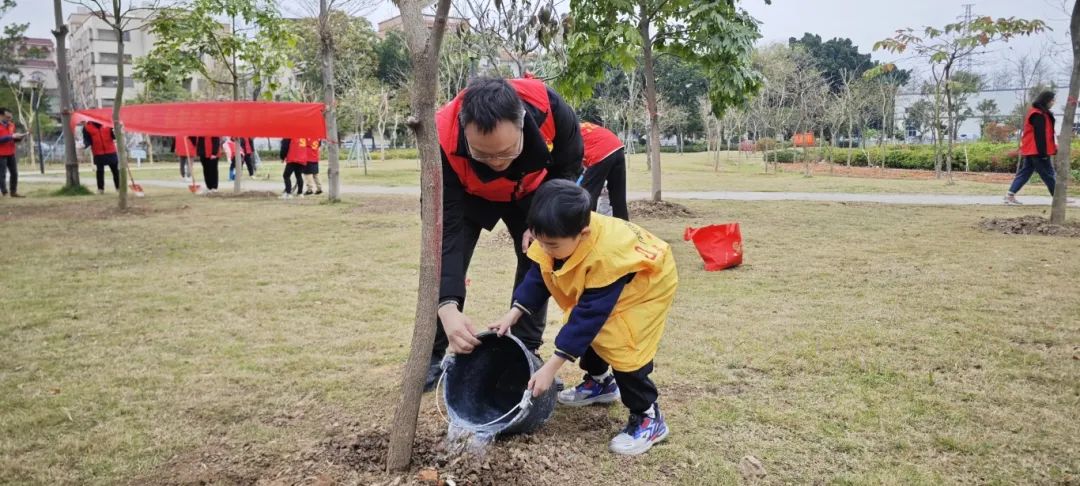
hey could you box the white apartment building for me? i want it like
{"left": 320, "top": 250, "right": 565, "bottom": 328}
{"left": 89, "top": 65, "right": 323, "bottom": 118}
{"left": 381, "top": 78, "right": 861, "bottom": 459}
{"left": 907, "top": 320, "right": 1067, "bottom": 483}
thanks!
{"left": 13, "top": 37, "right": 60, "bottom": 115}
{"left": 67, "top": 7, "right": 158, "bottom": 109}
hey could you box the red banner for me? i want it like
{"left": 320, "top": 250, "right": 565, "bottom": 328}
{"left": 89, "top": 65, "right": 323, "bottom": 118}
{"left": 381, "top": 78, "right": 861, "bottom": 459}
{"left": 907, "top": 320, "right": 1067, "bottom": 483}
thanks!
{"left": 72, "top": 102, "right": 327, "bottom": 139}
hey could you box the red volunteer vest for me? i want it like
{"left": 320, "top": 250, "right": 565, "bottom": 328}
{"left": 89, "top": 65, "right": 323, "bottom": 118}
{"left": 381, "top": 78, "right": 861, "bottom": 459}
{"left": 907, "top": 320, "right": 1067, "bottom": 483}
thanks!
{"left": 285, "top": 138, "right": 308, "bottom": 164}
{"left": 307, "top": 139, "right": 321, "bottom": 163}
{"left": 580, "top": 122, "right": 624, "bottom": 168}
{"left": 0, "top": 121, "right": 16, "bottom": 156}
{"left": 175, "top": 136, "right": 195, "bottom": 157}
{"left": 436, "top": 78, "right": 556, "bottom": 202}
{"left": 1021, "top": 107, "right": 1057, "bottom": 156}
{"left": 85, "top": 123, "right": 117, "bottom": 156}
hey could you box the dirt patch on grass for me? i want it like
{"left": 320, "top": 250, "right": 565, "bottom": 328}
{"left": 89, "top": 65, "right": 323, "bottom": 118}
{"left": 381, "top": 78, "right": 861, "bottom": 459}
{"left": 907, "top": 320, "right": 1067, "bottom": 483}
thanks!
{"left": 978, "top": 215, "right": 1080, "bottom": 238}
{"left": 777, "top": 162, "right": 1014, "bottom": 183}
{"left": 351, "top": 195, "right": 419, "bottom": 215}
{"left": 628, "top": 200, "right": 695, "bottom": 219}
{"left": 139, "top": 408, "right": 628, "bottom": 486}
{"left": 205, "top": 190, "right": 281, "bottom": 199}
{"left": 0, "top": 200, "right": 189, "bottom": 223}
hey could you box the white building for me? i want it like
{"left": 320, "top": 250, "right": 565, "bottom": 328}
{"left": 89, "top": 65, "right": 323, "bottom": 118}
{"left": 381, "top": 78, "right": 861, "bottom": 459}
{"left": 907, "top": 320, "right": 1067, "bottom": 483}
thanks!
{"left": 67, "top": 7, "right": 159, "bottom": 109}
{"left": 894, "top": 86, "right": 1071, "bottom": 142}
{"left": 13, "top": 37, "right": 60, "bottom": 115}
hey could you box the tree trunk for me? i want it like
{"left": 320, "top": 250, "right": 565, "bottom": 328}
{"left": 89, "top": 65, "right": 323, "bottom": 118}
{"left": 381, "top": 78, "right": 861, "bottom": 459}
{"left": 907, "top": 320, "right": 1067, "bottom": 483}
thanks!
{"left": 932, "top": 77, "right": 944, "bottom": 178}
{"left": 846, "top": 119, "right": 854, "bottom": 168}
{"left": 638, "top": 4, "right": 662, "bottom": 202}
{"left": 320, "top": 0, "right": 341, "bottom": 202}
{"left": 52, "top": 2, "right": 80, "bottom": 189}
{"left": 111, "top": 9, "right": 128, "bottom": 210}
{"left": 386, "top": 0, "right": 452, "bottom": 472}
{"left": 944, "top": 67, "right": 955, "bottom": 185}
{"left": 1051, "top": 1, "right": 1080, "bottom": 224}
{"left": 231, "top": 16, "right": 244, "bottom": 193}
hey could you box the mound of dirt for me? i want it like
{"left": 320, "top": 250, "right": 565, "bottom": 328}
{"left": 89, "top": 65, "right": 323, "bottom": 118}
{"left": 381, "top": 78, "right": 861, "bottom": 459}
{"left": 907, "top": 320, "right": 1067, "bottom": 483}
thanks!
{"left": 979, "top": 215, "right": 1080, "bottom": 238}
{"left": 138, "top": 408, "right": 626, "bottom": 486}
{"left": 628, "top": 200, "right": 695, "bottom": 219}
{"left": 205, "top": 190, "right": 281, "bottom": 199}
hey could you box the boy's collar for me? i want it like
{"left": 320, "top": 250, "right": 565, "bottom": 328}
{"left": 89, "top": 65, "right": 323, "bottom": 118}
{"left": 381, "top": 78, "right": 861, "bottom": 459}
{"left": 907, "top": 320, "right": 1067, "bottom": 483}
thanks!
{"left": 531, "top": 214, "right": 601, "bottom": 276}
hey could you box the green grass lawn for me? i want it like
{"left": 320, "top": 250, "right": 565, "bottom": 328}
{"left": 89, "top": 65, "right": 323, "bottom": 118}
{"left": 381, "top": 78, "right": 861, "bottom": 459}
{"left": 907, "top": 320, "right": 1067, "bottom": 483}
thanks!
{"left": 51, "top": 151, "right": 1017, "bottom": 196}
{"left": 1, "top": 185, "right": 1077, "bottom": 485}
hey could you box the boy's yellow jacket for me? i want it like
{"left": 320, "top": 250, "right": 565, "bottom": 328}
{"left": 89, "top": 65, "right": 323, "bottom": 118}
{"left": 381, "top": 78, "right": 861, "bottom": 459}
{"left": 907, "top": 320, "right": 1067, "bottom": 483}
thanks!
{"left": 527, "top": 213, "right": 678, "bottom": 371}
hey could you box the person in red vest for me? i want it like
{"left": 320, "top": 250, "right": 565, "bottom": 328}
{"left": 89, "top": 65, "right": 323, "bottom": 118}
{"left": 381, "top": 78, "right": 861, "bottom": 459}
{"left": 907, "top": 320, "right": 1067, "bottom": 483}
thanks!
{"left": 426, "top": 76, "right": 584, "bottom": 390}
{"left": 227, "top": 137, "right": 256, "bottom": 179}
{"left": 580, "top": 119, "right": 629, "bottom": 220}
{"left": 171, "top": 135, "right": 196, "bottom": 181}
{"left": 1006, "top": 90, "right": 1059, "bottom": 205}
{"left": 303, "top": 138, "right": 323, "bottom": 195}
{"left": 279, "top": 138, "right": 307, "bottom": 198}
{"left": 189, "top": 136, "right": 222, "bottom": 192}
{"left": 0, "top": 107, "right": 26, "bottom": 197}
{"left": 82, "top": 121, "right": 120, "bottom": 194}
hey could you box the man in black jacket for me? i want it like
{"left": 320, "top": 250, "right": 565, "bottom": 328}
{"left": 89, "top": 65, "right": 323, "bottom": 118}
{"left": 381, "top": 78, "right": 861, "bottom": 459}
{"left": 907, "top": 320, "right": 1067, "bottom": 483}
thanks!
{"left": 426, "top": 77, "right": 583, "bottom": 390}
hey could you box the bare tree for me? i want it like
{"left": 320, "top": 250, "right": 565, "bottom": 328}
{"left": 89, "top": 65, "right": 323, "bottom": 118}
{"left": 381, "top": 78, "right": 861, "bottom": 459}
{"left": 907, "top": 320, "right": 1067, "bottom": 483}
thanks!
{"left": 386, "top": 0, "right": 453, "bottom": 472}
{"left": 53, "top": 0, "right": 80, "bottom": 189}
{"left": 452, "top": 0, "right": 562, "bottom": 76}
{"left": 1051, "top": 1, "right": 1078, "bottom": 224}
{"left": 287, "top": 0, "right": 379, "bottom": 202}
{"left": 66, "top": 0, "right": 157, "bottom": 209}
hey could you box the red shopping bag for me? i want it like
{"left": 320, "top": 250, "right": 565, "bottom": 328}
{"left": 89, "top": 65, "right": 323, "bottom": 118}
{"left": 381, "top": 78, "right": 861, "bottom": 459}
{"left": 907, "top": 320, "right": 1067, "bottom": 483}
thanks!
{"left": 684, "top": 223, "right": 743, "bottom": 271}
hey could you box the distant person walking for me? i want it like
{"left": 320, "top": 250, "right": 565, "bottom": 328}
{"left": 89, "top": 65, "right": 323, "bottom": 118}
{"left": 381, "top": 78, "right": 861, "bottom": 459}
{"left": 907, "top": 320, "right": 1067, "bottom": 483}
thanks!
{"left": 580, "top": 120, "right": 629, "bottom": 220}
{"left": 303, "top": 138, "right": 323, "bottom": 195}
{"left": 279, "top": 138, "right": 307, "bottom": 198}
{"left": 1006, "top": 91, "right": 1058, "bottom": 205}
{"left": 82, "top": 121, "right": 120, "bottom": 194}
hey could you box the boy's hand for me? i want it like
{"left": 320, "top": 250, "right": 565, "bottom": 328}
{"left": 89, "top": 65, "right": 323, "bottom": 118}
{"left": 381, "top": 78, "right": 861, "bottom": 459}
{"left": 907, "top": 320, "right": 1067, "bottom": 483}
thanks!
{"left": 438, "top": 305, "right": 481, "bottom": 354}
{"left": 527, "top": 356, "right": 566, "bottom": 398}
{"left": 488, "top": 307, "right": 524, "bottom": 337}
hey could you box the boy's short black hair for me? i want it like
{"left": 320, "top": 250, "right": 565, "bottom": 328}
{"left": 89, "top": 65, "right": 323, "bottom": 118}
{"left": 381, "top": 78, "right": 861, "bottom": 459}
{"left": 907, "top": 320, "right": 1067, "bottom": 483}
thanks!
{"left": 0, "top": 107, "right": 9, "bottom": 115}
{"left": 528, "top": 180, "right": 592, "bottom": 238}
{"left": 460, "top": 77, "right": 524, "bottom": 134}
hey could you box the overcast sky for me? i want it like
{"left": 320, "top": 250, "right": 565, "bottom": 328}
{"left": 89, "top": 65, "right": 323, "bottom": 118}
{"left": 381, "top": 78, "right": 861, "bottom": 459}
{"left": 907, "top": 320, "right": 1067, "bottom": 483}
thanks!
{"left": 5, "top": 0, "right": 1073, "bottom": 83}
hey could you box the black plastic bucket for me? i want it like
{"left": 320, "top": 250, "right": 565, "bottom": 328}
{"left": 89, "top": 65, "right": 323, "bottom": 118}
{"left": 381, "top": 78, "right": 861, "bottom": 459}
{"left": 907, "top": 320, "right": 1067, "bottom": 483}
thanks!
{"left": 441, "top": 332, "right": 556, "bottom": 436}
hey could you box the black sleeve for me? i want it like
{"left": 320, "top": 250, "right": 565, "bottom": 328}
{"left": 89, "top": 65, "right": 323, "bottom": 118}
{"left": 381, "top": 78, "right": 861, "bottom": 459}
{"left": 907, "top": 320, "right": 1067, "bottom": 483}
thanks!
{"left": 1030, "top": 112, "right": 1048, "bottom": 157}
{"left": 439, "top": 150, "right": 469, "bottom": 305}
{"left": 82, "top": 126, "right": 91, "bottom": 148}
{"left": 545, "top": 87, "right": 584, "bottom": 181}
{"left": 279, "top": 138, "right": 290, "bottom": 160}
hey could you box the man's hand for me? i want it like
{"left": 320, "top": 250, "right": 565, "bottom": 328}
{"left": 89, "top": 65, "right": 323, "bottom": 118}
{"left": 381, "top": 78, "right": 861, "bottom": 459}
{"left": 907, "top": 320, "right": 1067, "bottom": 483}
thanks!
{"left": 13, "top": 133, "right": 25, "bottom": 141}
{"left": 438, "top": 304, "right": 481, "bottom": 354}
{"left": 527, "top": 356, "right": 566, "bottom": 398}
{"left": 521, "top": 229, "right": 534, "bottom": 254}
{"left": 488, "top": 307, "right": 524, "bottom": 337}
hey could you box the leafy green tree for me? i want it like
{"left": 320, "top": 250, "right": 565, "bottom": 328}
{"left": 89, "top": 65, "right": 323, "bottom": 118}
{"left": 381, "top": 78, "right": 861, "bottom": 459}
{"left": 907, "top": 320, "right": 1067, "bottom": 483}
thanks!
{"left": 0, "top": 0, "right": 28, "bottom": 76}
{"left": 376, "top": 30, "right": 410, "bottom": 88}
{"left": 139, "top": 0, "right": 297, "bottom": 102}
{"left": 561, "top": 0, "right": 767, "bottom": 202}
{"left": 290, "top": 10, "right": 378, "bottom": 99}
{"left": 789, "top": 33, "right": 873, "bottom": 92}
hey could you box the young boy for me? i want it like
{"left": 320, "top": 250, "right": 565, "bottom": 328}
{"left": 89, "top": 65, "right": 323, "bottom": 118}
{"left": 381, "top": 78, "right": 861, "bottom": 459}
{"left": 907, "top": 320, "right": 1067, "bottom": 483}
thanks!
{"left": 489, "top": 179, "right": 678, "bottom": 455}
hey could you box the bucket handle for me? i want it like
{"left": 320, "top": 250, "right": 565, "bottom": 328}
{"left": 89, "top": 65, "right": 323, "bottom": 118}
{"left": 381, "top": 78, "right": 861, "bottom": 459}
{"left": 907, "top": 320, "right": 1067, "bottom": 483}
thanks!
{"left": 434, "top": 365, "right": 533, "bottom": 429}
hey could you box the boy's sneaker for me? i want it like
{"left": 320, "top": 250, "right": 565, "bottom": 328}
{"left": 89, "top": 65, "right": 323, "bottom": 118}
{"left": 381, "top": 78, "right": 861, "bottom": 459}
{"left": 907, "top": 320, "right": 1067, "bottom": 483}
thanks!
{"left": 315, "top": 189, "right": 323, "bottom": 195}
{"left": 1004, "top": 194, "right": 1022, "bottom": 205}
{"left": 557, "top": 373, "right": 619, "bottom": 407}
{"left": 609, "top": 404, "right": 669, "bottom": 456}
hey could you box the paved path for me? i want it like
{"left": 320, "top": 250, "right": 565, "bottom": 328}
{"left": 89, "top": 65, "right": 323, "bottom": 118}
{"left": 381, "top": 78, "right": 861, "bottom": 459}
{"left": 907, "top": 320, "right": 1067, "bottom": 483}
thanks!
{"left": 20, "top": 175, "right": 1077, "bottom": 207}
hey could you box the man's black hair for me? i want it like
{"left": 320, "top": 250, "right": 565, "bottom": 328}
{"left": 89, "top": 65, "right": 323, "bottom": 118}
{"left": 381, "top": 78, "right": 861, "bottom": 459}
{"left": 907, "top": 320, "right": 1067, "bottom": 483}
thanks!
{"left": 460, "top": 77, "right": 524, "bottom": 134}
{"left": 528, "top": 179, "right": 592, "bottom": 238}
{"left": 0, "top": 107, "right": 9, "bottom": 115}
{"left": 1033, "top": 90, "right": 1056, "bottom": 110}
